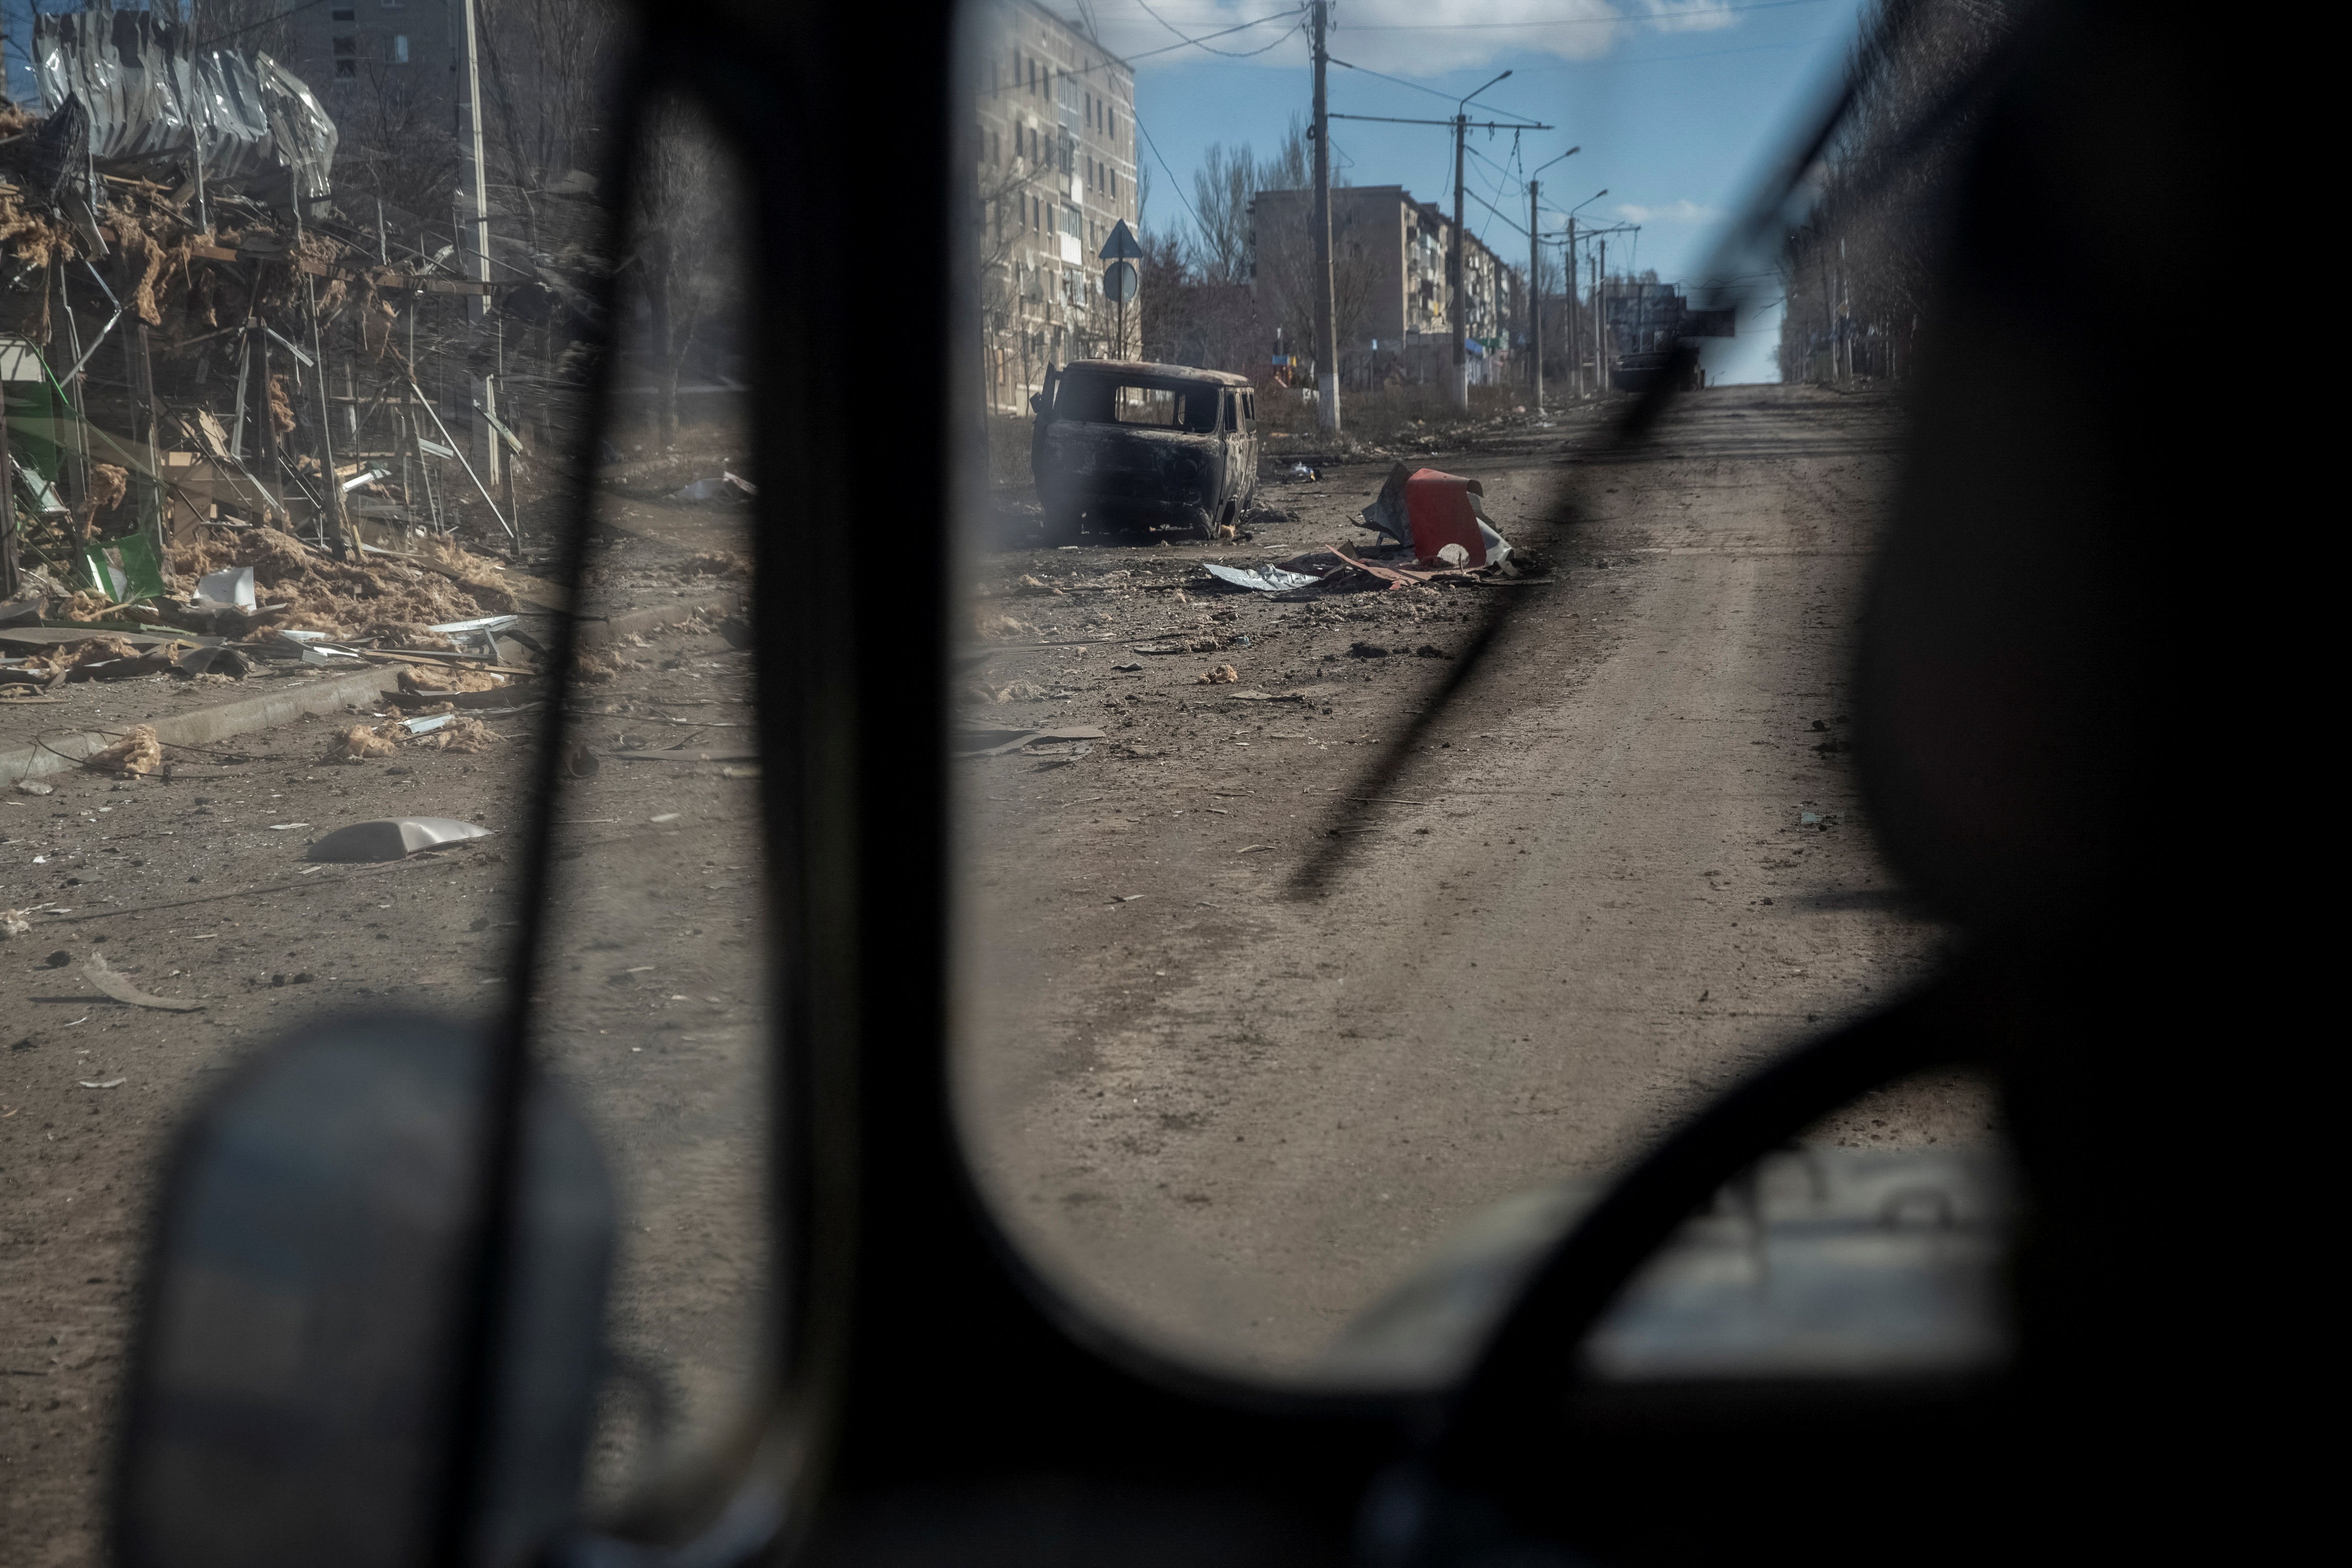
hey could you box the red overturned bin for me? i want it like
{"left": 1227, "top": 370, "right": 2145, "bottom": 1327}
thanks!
{"left": 1401, "top": 468, "right": 1494, "bottom": 566}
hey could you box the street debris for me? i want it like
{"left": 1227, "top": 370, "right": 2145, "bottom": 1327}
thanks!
{"left": 956, "top": 724, "right": 1106, "bottom": 758}
{"left": 13, "top": 780, "right": 54, "bottom": 796}
{"left": 1203, "top": 562, "right": 1322, "bottom": 594}
{"left": 669, "top": 473, "right": 758, "bottom": 503}
{"left": 332, "top": 724, "right": 402, "bottom": 762}
{"left": 721, "top": 764, "right": 761, "bottom": 779}
{"left": 86, "top": 725, "right": 164, "bottom": 775}
{"left": 1357, "top": 463, "right": 1515, "bottom": 567}
{"left": 1, "top": 909, "right": 30, "bottom": 940}
{"left": 566, "top": 743, "right": 602, "bottom": 778}
{"left": 83, "top": 952, "right": 205, "bottom": 1012}
{"left": 174, "top": 645, "right": 251, "bottom": 679}
{"left": 79, "top": 1079, "right": 128, "bottom": 1090}
{"left": 307, "top": 817, "right": 495, "bottom": 862}
{"left": 1197, "top": 664, "right": 1240, "bottom": 685}
{"left": 193, "top": 567, "right": 258, "bottom": 611}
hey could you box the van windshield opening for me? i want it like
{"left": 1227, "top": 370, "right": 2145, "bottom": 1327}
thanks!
{"left": 1058, "top": 373, "right": 1220, "bottom": 432}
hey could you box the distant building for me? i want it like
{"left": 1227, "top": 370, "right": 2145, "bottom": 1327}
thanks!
{"left": 972, "top": 0, "right": 1140, "bottom": 413}
{"left": 1248, "top": 185, "right": 1523, "bottom": 387}
{"left": 285, "top": 0, "right": 460, "bottom": 135}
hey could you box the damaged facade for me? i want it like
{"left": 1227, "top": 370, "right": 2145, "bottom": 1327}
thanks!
{"left": 973, "top": 0, "right": 1140, "bottom": 413}
{"left": 1247, "top": 184, "right": 1524, "bottom": 389}
{"left": 0, "top": 0, "right": 604, "bottom": 629}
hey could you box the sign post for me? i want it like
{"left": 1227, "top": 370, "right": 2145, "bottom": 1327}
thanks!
{"left": 1100, "top": 221, "right": 1144, "bottom": 359}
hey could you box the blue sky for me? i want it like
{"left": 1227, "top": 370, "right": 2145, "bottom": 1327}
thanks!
{"left": 1094, "top": 0, "right": 1874, "bottom": 382}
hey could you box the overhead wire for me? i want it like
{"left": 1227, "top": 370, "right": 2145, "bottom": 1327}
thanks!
{"left": 1135, "top": 0, "right": 1305, "bottom": 58}
{"left": 1341, "top": 0, "right": 1833, "bottom": 27}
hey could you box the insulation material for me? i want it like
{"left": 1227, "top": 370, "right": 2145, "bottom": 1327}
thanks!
{"left": 417, "top": 716, "right": 500, "bottom": 753}
{"left": 83, "top": 463, "right": 130, "bottom": 518}
{"left": 331, "top": 723, "right": 401, "bottom": 762}
{"left": 397, "top": 666, "right": 505, "bottom": 695}
{"left": 168, "top": 527, "right": 515, "bottom": 643}
{"left": 685, "top": 551, "right": 751, "bottom": 578}
{"left": 266, "top": 372, "right": 295, "bottom": 436}
{"left": 87, "top": 723, "right": 163, "bottom": 775}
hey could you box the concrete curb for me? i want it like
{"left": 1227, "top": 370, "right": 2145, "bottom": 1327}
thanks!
{"left": 0, "top": 591, "right": 744, "bottom": 785}
{"left": 1, "top": 665, "right": 395, "bottom": 784}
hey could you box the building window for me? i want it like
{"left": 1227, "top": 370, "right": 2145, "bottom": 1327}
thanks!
{"left": 331, "top": 5, "right": 356, "bottom": 17}
{"left": 392, "top": 34, "right": 408, "bottom": 63}
{"left": 333, "top": 35, "right": 355, "bottom": 75}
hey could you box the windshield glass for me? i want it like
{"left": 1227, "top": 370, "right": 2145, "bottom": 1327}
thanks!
{"left": 1060, "top": 373, "right": 1221, "bottom": 432}
{"left": 954, "top": 0, "right": 2010, "bottom": 1382}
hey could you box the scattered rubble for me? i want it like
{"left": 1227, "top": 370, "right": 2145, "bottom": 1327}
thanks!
{"left": 85, "top": 724, "right": 163, "bottom": 774}
{"left": 306, "top": 816, "right": 495, "bottom": 863}
{"left": 83, "top": 952, "right": 204, "bottom": 1013}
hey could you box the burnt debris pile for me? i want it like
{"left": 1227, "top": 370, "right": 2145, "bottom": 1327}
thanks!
{"left": 0, "top": 0, "right": 607, "bottom": 631}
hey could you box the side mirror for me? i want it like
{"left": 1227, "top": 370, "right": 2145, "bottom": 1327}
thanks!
{"left": 1029, "top": 392, "right": 1046, "bottom": 414}
{"left": 113, "top": 1014, "right": 613, "bottom": 1568}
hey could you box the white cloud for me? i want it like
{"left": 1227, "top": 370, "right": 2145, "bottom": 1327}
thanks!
{"left": 1614, "top": 198, "right": 1724, "bottom": 224}
{"left": 1099, "top": 0, "right": 1637, "bottom": 78}
{"left": 1636, "top": 0, "right": 1739, "bottom": 33}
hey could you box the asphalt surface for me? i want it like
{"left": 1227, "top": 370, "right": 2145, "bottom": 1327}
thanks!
{"left": 0, "top": 386, "right": 1994, "bottom": 1562}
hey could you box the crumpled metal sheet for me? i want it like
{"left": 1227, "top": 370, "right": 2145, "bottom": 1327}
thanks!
{"left": 34, "top": 0, "right": 336, "bottom": 198}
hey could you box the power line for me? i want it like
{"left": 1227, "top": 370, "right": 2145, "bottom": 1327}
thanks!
{"left": 1132, "top": 110, "right": 1210, "bottom": 242}
{"left": 1136, "top": 0, "right": 1303, "bottom": 59}
{"left": 1326, "top": 54, "right": 1470, "bottom": 106}
{"left": 1339, "top": 0, "right": 1833, "bottom": 29}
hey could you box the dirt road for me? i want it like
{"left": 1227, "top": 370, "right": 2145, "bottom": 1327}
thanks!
{"left": 1, "top": 387, "right": 1989, "bottom": 1563}
{"left": 0, "top": 474, "right": 772, "bottom": 1565}
{"left": 959, "top": 385, "right": 1992, "bottom": 1376}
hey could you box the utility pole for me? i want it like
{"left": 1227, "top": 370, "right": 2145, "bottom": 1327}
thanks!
{"left": 1528, "top": 178, "right": 1541, "bottom": 409}
{"left": 457, "top": 0, "right": 502, "bottom": 493}
{"left": 1309, "top": 0, "right": 1340, "bottom": 433}
{"left": 1449, "top": 110, "right": 1469, "bottom": 410}
{"left": 1597, "top": 237, "right": 1607, "bottom": 394}
{"left": 1564, "top": 215, "right": 1577, "bottom": 399}
{"left": 1327, "top": 90, "right": 1547, "bottom": 412}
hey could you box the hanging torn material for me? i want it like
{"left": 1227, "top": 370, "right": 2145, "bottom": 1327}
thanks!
{"left": 34, "top": 1, "right": 339, "bottom": 202}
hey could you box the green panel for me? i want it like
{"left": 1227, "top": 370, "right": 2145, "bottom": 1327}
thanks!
{"left": 116, "top": 532, "right": 168, "bottom": 602}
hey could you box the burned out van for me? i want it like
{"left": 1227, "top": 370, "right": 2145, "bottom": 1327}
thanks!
{"left": 1029, "top": 359, "right": 1260, "bottom": 543}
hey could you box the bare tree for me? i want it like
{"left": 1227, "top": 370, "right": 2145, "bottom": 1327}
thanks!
{"left": 1188, "top": 142, "right": 1255, "bottom": 286}
{"left": 627, "top": 95, "right": 737, "bottom": 450}
{"left": 1779, "top": 0, "right": 2021, "bottom": 381}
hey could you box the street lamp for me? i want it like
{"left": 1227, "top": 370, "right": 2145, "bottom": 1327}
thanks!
{"left": 1459, "top": 68, "right": 1513, "bottom": 115}
{"left": 1532, "top": 145, "right": 1582, "bottom": 178}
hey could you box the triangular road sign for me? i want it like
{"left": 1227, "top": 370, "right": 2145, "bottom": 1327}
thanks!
{"left": 1099, "top": 219, "right": 1144, "bottom": 261}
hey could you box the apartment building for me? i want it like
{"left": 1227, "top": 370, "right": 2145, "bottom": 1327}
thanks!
{"left": 973, "top": 0, "right": 1140, "bottom": 412}
{"left": 287, "top": 0, "right": 459, "bottom": 125}
{"left": 1249, "top": 185, "right": 1522, "bottom": 387}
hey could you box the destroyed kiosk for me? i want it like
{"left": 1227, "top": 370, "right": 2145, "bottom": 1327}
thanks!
{"left": 0, "top": 0, "right": 603, "bottom": 655}
{"left": 1030, "top": 359, "right": 1260, "bottom": 544}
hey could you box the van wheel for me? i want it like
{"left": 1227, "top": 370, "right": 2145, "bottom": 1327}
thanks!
{"left": 1042, "top": 503, "right": 1082, "bottom": 545}
{"left": 1197, "top": 503, "right": 1233, "bottom": 542}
